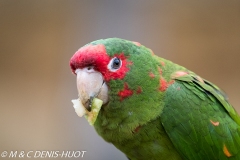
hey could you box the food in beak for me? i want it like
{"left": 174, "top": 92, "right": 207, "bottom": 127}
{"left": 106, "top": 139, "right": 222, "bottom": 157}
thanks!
{"left": 71, "top": 97, "right": 103, "bottom": 125}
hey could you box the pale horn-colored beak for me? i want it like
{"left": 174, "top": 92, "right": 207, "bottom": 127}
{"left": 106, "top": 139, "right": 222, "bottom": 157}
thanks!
{"left": 75, "top": 67, "right": 108, "bottom": 110}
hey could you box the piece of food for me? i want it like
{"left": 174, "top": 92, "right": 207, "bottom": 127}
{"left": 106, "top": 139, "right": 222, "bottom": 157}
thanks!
{"left": 71, "top": 98, "right": 86, "bottom": 117}
{"left": 85, "top": 98, "right": 103, "bottom": 125}
{"left": 71, "top": 98, "right": 103, "bottom": 125}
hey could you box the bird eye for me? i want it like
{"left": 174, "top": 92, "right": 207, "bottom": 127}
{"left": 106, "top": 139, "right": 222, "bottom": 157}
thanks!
{"left": 108, "top": 57, "right": 122, "bottom": 72}
{"left": 112, "top": 58, "right": 121, "bottom": 69}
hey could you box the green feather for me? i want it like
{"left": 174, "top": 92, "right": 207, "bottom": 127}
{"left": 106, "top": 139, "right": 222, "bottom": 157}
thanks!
{"left": 162, "top": 73, "right": 240, "bottom": 159}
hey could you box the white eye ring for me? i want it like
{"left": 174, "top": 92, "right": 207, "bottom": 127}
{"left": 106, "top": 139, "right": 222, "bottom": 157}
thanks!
{"left": 107, "top": 57, "right": 122, "bottom": 72}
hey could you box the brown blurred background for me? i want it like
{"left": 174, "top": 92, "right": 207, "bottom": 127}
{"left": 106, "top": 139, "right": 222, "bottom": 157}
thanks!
{"left": 0, "top": 1, "right": 240, "bottom": 160}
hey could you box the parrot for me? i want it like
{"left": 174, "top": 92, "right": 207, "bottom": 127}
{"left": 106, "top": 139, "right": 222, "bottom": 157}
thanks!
{"left": 69, "top": 38, "right": 240, "bottom": 160}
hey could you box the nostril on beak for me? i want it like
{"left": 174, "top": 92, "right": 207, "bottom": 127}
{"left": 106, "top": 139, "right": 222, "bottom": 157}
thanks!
{"left": 86, "top": 66, "right": 95, "bottom": 72}
{"left": 87, "top": 66, "right": 92, "bottom": 70}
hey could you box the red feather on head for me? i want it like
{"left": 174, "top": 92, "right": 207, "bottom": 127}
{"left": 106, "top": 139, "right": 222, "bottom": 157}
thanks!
{"left": 70, "top": 44, "right": 131, "bottom": 81}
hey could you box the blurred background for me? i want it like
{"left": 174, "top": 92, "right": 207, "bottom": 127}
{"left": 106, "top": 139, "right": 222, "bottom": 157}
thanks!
{"left": 1, "top": 0, "right": 240, "bottom": 160}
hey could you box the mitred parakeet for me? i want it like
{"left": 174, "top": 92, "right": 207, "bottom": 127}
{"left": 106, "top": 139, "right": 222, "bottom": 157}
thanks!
{"left": 69, "top": 38, "right": 240, "bottom": 160}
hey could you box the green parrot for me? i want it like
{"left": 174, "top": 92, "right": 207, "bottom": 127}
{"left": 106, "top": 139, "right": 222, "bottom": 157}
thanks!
{"left": 69, "top": 38, "right": 240, "bottom": 160}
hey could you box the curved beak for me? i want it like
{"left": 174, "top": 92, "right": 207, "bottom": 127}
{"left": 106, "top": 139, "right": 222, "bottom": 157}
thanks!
{"left": 75, "top": 67, "right": 108, "bottom": 110}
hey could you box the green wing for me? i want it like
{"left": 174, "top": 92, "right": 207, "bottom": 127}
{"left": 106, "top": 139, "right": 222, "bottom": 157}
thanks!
{"left": 161, "top": 73, "right": 240, "bottom": 160}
